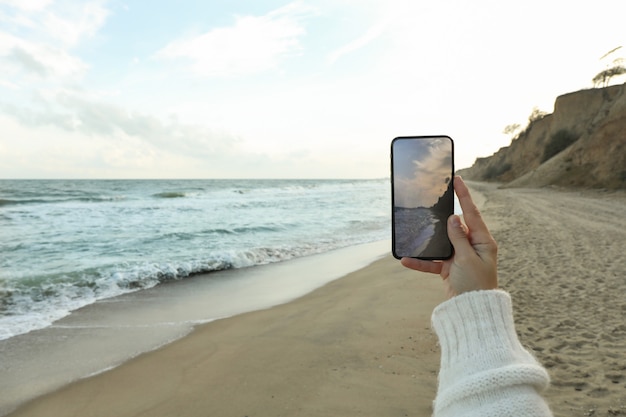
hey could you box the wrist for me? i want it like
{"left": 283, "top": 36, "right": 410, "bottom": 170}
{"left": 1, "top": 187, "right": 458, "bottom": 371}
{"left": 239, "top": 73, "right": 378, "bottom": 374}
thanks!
{"left": 432, "top": 290, "right": 537, "bottom": 379}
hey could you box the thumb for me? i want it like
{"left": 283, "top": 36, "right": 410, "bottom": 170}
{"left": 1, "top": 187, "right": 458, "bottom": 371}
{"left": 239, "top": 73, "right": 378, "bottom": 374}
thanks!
{"left": 447, "top": 215, "right": 472, "bottom": 255}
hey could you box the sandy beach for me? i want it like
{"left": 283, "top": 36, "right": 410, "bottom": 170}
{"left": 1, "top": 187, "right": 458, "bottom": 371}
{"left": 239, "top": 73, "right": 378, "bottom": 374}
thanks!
{"left": 6, "top": 182, "right": 626, "bottom": 417}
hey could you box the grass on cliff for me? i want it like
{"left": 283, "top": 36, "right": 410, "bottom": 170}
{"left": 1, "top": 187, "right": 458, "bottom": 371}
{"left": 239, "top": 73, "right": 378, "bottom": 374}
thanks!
{"left": 542, "top": 129, "right": 579, "bottom": 162}
{"left": 484, "top": 162, "right": 512, "bottom": 180}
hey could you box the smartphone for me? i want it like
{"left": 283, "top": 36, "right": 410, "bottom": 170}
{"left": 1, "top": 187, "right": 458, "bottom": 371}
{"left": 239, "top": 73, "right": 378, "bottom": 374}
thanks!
{"left": 391, "top": 136, "right": 454, "bottom": 260}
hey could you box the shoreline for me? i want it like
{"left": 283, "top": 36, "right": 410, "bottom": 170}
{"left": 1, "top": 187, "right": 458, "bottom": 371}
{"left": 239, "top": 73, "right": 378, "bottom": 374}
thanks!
{"left": 420, "top": 211, "right": 449, "bottom": 258}
{"left": 0, "top": 240, "right": 390, "bottom": 416}
{"left": 7, "top": 254, "right": 445, "bottom": 417}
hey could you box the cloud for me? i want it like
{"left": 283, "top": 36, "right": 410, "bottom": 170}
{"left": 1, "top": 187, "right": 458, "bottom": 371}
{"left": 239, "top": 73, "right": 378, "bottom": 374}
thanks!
{"left": 0, "top": 96, "right": 344, "bottom": 179}
{"left": 0, "top": 0, "right": 108, "bottom": 82}
{"left": 0, "top": 0, "right": 53, "bottom": 12}
{"left": 326, "top": 18, "right": 388, "bottom": 65}
{"left": 1, "top": 90, "right": 241, "bottom": 161}
{"left": 40, "top": 1, "right": 108, "bottom": 47}
{"left": 155, "top": 1, "right": 313, "bottom": 77}
{"left": 393, "top": 138, "right": 452, "bottom": 208}
{"left": 8, "top": 46, "right": 48, "bottom": 76}
{"left": 0, "top": 0, "right": 108, "bottom": 47}
{"left": 0, "top": 32, "right": 89, "bottom": 80}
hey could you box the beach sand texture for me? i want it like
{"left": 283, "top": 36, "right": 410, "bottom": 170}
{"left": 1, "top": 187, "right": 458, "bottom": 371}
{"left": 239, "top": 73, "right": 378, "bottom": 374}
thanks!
{"left": 483, "top": 183, "right": 626, "bottom": 416}
{"left": 7, "top": 182, "right": 626, "bottom": 417}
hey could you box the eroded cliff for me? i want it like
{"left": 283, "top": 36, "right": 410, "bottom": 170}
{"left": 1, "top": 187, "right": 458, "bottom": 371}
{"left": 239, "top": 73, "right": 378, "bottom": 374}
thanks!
{"left": 458, "top": 83, "right": 626, "bottom": 189}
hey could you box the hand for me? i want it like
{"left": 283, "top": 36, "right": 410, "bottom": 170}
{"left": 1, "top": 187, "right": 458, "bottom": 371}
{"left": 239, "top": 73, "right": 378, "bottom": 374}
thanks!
{"left": 400, "top": 176, "right": 498, "bottom": 299}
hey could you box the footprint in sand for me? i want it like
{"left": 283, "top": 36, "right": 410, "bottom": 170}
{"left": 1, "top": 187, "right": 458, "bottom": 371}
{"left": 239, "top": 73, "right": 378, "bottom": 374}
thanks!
{"left": 588, "top": 387, "right": 610, "bottom": 398}
{"left": 605, "top": 372, "right": 624, "bottom": 384}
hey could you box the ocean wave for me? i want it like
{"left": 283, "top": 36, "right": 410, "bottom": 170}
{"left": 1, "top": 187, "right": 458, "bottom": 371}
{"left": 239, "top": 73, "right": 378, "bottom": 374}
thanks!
{"left": 0, "top": 178, "right": 391, "bottom": 342}
{"left": 158, "top": 225, "right": 289, "bottom": 241}
{"left": 0, "top": 196, "right": 127, "bottom": 207}
{"left": 152, "top": 192, "right": 186, "bottom": 198}
{"left": 0, "top": 198, "right": 48, "bottom": 206}
{"left": 0, "top": 244, "right": 341, "bottom": 340}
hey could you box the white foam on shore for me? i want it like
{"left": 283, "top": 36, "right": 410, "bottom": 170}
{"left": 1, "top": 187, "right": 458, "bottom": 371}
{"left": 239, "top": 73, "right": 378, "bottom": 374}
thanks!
{"left": 0, "top": 240, "right": 390, "bottom": 416}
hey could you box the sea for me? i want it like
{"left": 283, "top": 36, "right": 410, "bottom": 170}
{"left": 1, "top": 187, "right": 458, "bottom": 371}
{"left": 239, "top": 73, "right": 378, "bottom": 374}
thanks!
{"left": 0, "top": 179, "right": 390, "bottom": 342}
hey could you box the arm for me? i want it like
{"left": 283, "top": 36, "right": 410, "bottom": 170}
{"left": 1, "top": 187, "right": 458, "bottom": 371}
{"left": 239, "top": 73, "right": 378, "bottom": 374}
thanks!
{"left": 431, "top": 290, "right": 551, "bottom": 417}
{"left": 401, "top": 177, "right": 552, "bottom": 417}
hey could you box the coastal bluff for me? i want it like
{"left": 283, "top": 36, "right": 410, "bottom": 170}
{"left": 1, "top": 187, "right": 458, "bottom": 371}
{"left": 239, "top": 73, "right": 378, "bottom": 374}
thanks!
{"left": 458, "top": 83, "right": 626, "bottom": 189}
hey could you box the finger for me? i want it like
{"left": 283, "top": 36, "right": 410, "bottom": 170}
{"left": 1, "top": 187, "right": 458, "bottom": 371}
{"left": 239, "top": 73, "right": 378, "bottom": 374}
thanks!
{"left": 401, "top": 257, "right": 443, "bottom": 275}
{"left": 447, "top": 214, "right": 473, "bottom": 256}
{"left": 454, "top": 176, "right": 492, "bottom": 244}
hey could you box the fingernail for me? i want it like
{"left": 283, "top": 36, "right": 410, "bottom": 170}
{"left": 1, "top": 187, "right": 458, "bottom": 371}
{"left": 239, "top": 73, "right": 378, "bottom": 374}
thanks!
{"left": 449, "top": 215, "right": 461, "bottom": 228}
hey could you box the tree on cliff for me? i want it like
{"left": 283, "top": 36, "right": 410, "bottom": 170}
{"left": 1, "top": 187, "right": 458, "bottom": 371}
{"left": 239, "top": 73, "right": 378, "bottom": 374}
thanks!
{"left": 593, "top": 46, "right": 626, "bottom": 87}
{"left": 503, "top": 123, "right": 521, "bottom": 139}
{"left": 593, "top": 66, "right": 626, "bottom": 87}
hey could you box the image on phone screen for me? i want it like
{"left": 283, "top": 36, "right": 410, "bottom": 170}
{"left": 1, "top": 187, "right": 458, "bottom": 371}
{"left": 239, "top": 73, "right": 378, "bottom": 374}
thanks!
{"left": 391, "top": 136, "right": 454, "bottom": 260}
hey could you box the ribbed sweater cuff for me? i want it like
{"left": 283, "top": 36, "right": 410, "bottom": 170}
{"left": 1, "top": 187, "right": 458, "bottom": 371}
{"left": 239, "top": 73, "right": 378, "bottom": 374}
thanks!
{"left": 431, "top": 290, "right": 546, "bottom": 388}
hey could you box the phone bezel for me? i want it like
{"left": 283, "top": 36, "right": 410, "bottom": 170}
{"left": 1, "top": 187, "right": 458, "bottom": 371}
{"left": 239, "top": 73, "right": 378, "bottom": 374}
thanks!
{"left": 390, "top": 135, "right": 455, "bottom": 260}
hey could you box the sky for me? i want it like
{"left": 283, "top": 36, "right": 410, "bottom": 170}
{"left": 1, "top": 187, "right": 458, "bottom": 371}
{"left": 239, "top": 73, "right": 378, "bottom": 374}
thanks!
{"left": 392, "top": 136, "right": 451, "bottom": 208}
{"left": 0, "top": 0, "right": 625, "bottom": 179}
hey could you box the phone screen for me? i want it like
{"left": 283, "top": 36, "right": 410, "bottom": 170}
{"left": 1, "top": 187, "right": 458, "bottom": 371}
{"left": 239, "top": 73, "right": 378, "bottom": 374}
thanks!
{"left": 391, "top": 136, "right": 454, "bottom": 260}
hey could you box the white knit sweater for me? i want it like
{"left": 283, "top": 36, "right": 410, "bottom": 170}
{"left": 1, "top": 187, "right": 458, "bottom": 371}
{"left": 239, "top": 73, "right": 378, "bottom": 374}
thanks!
{"left": 431, "top": 290, "right": 553, "bottom": 417}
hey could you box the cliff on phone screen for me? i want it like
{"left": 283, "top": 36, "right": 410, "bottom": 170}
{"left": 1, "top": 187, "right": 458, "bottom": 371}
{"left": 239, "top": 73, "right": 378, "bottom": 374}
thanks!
{"left": 419, "top": 179, "right": 454, "bottom": 258}
{"left": 394, "top": 177, "right": 453, "bottom": 258}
